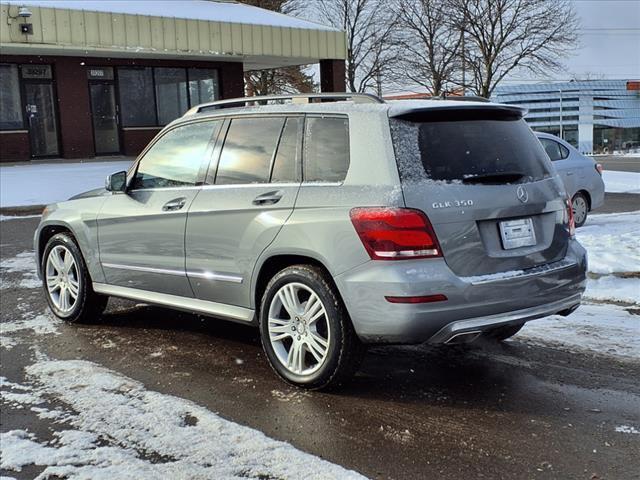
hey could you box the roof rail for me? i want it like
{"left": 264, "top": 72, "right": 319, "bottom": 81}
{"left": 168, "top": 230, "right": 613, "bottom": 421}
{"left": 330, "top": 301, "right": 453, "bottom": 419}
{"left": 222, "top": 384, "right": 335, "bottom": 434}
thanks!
{"left": 183, "top": 92, "right": 384, "bottom": 116}
{"left": 430, "top": 94, "right": 491, "bottom": 103}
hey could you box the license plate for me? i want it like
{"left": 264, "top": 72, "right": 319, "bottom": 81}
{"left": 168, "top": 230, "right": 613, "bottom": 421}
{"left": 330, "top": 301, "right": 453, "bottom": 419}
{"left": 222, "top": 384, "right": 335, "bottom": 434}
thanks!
{"left": 499, "top": 218, "right": 536, "bottom": 250}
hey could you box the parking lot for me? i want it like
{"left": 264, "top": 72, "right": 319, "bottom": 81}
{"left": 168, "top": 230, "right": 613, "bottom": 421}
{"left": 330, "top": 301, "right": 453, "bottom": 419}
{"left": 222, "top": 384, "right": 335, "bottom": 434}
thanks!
{"left": 2, "top": 211, "right": 639, "bottom": 479}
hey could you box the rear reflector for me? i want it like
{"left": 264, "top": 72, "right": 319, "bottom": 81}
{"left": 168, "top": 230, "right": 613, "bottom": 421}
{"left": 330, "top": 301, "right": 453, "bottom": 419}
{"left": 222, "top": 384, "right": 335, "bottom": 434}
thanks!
{"left": 385, "top": 294, "right": 448, "bottom": 304}
{"left": 565, "top": 198, "right": 576, "bottom": 237}
{"left": 349, "top": 207, "right": 442, "bottom": 260}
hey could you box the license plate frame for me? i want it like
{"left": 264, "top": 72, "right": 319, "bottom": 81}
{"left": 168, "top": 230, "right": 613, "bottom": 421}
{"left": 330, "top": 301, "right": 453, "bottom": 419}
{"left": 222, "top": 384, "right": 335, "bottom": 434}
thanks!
{"left": 499, "top": 218, "right": 536, "bottom": 250}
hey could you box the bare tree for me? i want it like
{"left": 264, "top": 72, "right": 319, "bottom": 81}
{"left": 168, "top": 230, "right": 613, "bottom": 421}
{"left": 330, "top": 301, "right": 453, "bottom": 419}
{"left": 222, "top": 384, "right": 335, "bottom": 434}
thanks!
{"left": 453, "top": 0, "right": 579, "bottom": 98}
{"left": 315, "top": 0, "right": 397, "bottom": 93}
{"left": 390, "top": 0, "right": 463, "bottom": 96}
{"left": 241, "top": 0, "right": 317, "bottom": 95}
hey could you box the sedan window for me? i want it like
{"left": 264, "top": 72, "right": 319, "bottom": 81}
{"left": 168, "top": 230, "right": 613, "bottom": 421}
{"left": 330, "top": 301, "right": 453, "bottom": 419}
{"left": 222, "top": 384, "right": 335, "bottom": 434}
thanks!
{"left": 540, "top": 138, "right": 568, "bottom": 161}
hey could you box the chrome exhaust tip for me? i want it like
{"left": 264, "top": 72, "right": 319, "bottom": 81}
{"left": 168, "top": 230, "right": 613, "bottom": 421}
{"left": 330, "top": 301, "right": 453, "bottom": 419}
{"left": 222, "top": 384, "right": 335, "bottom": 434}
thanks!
{"left": 445, "top": 330, "right": 482, "bottom": 345}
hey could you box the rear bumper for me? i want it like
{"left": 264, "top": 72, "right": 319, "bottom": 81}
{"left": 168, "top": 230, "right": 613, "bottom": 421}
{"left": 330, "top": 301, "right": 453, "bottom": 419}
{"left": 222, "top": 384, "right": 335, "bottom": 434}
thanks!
{"left": 334, "top": 239, "right": 587, "bottom": 344}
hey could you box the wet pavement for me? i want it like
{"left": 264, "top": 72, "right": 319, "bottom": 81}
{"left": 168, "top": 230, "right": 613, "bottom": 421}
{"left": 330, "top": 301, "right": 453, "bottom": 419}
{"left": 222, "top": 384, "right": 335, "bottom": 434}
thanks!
{"left": 2, "top": 217, "right": 639, "bottom": 480}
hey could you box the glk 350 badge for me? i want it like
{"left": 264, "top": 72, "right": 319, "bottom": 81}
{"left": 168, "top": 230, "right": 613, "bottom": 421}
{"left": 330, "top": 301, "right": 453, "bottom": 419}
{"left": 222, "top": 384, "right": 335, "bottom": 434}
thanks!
{"left": 432, "top": 199, "right": 474, "bottom": 209}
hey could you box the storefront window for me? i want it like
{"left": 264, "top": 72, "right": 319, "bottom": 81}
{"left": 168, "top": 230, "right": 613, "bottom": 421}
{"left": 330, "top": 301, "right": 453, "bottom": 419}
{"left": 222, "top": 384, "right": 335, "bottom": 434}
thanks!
{"left": 118, "top": 68, "right": 157, "bottom": 127}
{"left": 116, "top": 67, "right": 219, "bottom": 127}
{"left": 188, "top": 68, "right": 219, "bottom": 106}
{"left": 155, "top": 68, "right": 189, "bottom": 125}
{"left": 0, "top": 64, "right": 24, "bottom": 130}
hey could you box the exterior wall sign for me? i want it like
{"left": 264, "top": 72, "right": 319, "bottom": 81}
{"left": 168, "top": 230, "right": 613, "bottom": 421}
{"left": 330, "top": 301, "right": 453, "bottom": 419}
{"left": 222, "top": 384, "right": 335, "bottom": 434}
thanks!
{"left": 87, "top": 67, "right": 114, "bottom": 80}
{"left": 21, "top": 64, "right": 52, "bottom": 79}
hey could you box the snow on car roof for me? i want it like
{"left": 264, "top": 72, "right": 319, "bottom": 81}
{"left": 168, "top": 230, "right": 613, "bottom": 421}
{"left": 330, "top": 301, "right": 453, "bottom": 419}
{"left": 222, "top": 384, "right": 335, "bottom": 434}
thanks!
{"left": 6, "top": 0, "right": 339, "bottom": 31}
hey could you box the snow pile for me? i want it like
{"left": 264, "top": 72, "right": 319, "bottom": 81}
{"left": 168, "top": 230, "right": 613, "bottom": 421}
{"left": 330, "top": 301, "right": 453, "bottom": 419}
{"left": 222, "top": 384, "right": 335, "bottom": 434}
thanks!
{"left": 0, "top": 360, "right": 366, "bottom": 479}
{"left": 576, "top": 211, "right": 640, "bottom": 275}
{"left": 602, "top": 170, "right": 640, "bottom": 194}
{"left": 0, "top": 160, "right": 131, "bottom": 207}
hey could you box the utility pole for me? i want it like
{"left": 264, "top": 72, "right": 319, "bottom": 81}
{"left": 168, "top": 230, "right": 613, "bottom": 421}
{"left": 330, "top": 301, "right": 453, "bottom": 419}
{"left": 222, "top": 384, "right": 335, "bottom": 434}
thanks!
{"left": 559, "top": 89, "right": 564, "bottom": 139}
{"left": 460, "top": 25, "right": 466, "bottom": 95}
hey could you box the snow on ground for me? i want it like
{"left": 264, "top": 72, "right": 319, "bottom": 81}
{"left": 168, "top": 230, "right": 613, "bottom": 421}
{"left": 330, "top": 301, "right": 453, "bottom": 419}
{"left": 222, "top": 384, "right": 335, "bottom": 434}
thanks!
{"left": 602, "top": 170, "right": 640, "bottom": 194}
{"left": 0, "top": 359, "right": 365, "bottom": 479}
{"left": 517, "top": 211, "right": 639, "bottom": 359}
{"left": 0, "top": 251, "right": 40, "bottom": 289}
{"left": 0, "top": 160, "right": 132, "bottom": 208}
{"left": 575, "top": 211, "right": 640, "bottom": 275}
{"left": 517, "top": 304, "right": 639, "bottom": 359}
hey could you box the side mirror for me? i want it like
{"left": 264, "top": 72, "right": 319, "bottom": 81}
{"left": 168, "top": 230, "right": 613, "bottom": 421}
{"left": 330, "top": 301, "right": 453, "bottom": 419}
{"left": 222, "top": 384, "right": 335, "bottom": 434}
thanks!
{"left": 106, "top": 171, "right": 127, "bottom": 192}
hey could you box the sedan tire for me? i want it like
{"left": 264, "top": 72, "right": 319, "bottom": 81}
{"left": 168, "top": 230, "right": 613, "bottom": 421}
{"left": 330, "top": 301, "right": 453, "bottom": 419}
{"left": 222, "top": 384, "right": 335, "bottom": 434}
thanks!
{"left": 42, "top": 233, "right": 108, "bottom": 323}
{"left": 259, "top": 265, "right": 364, "bottom": 390}
{"left": 572, "top": 192, "right": 589, "bottom": 228}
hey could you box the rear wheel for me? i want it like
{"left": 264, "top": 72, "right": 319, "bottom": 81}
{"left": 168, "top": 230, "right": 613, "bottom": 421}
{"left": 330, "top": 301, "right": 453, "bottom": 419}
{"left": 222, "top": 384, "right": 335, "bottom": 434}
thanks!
{"left": 259, "top": 265, "right": 363, "bottom": 390}
{"left": 486, "top": 323, "right": 525, "bottom": 342}
{"left": 572, "top": 192, "right": 589, "bottom": 228}
{"left": 42, "top": 233, "right": 108, "bottom": 323}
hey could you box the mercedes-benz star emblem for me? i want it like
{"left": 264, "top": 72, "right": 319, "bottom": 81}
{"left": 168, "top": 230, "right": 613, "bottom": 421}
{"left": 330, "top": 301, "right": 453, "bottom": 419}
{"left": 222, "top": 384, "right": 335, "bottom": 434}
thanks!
{"left": 516, "top": 185, "right": 529, "bottom": 203}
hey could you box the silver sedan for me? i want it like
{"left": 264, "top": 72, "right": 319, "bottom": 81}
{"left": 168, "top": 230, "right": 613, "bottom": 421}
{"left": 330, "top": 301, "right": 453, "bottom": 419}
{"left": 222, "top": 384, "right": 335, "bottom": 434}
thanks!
{"left": 536, "top": 132, "right": 605, "bottom": 227}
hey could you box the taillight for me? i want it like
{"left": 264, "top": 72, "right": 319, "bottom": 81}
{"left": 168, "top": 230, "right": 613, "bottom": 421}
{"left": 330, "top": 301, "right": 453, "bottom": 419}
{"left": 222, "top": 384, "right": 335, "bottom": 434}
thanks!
{"left": 349, "top": 207, "right": 442, "bottom": 260}
{"left": 565, "top": 198, "right": 576, "bottom": 237}
{"left": 595, "top": 163, "right": 603, "bottom": 175}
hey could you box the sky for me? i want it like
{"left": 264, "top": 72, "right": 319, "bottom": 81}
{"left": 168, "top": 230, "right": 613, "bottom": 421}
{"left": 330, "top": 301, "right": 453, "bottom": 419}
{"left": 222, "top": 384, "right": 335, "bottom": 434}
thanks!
{"left": 517, "top": 0, "right": 640, "bottom": 83}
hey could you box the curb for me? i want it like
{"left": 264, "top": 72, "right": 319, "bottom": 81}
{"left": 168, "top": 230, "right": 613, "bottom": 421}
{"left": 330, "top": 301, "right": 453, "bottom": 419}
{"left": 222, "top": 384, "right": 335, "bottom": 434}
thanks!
{"left": 0, "top": 205, "right": 45, "bottom": 217}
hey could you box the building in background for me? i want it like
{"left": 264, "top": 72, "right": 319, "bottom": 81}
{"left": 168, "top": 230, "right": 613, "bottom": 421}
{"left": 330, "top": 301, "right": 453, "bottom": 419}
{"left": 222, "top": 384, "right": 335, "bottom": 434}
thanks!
{"left": 0, "top": 0, "right": 346, "bottom": 161}
{"left": 492, "top": 80, "right": 640, "bottom": 154}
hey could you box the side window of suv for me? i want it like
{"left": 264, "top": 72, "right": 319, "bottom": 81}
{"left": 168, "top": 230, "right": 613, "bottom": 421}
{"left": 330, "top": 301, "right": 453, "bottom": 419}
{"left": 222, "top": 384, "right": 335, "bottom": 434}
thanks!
{"left": 540, "top": 138, "right": 568, "bottom": 161}
{"left": 304, "top": 116, "right": 350, "bottom": 182}
{"left": 215, "top": 117, "right": 285, "bottom": 185}
{"left": 131, "top": 121, "right": 219, "bottom": 189}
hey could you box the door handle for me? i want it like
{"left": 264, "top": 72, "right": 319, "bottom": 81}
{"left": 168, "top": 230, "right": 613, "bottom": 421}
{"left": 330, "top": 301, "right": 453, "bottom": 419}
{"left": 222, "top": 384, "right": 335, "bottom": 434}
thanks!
{"left": 565, "top": 171, "right": 574, "bottom": 176}
{"left": 252, "top": 191, "right": 283, "bottom": 206}
{"left": 162, "top": 197, "right": 187, "bottom": 211}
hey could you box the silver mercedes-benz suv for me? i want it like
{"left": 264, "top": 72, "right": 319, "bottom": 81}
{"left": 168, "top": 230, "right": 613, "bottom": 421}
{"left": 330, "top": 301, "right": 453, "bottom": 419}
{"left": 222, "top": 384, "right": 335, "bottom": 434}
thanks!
{"left": 35, "top": 93, "right": 587, "bottom": 389}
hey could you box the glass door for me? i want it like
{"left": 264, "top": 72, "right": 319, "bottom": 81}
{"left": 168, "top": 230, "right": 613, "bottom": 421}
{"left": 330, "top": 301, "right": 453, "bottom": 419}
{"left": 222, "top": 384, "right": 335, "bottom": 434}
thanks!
{"left": 24, "top": 82, "right": 60, "bottom": 157}
{"left": 89, "top": 83, "right": 120, "bottom": 154}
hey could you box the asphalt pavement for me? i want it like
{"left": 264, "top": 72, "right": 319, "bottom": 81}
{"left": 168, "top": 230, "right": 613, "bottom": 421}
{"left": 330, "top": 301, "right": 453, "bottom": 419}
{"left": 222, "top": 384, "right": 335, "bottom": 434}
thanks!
{"left": 593, "top": 155, "right": 640, "bottom": 173}
{"left": 1, "top": 214, "right": 639, "bottom": 479}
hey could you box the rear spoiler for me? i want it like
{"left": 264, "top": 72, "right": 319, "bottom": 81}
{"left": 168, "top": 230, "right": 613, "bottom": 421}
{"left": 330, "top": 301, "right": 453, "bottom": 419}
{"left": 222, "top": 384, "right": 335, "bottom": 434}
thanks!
{"left": 389, "top": 103, "right": 528, "bottom": 121}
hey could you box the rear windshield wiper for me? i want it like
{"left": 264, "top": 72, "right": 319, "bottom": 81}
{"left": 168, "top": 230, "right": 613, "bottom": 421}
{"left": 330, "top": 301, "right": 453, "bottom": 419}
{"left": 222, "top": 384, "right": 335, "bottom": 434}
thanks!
{"left": 462, "top": 172, "right": 525, "bottom": 184}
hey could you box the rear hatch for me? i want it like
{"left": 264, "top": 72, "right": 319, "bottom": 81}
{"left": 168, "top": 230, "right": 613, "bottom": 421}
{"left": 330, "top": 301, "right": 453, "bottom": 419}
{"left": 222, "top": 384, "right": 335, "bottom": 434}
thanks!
{"left": 389, "top": 104, "right": 570, "bottom": 277}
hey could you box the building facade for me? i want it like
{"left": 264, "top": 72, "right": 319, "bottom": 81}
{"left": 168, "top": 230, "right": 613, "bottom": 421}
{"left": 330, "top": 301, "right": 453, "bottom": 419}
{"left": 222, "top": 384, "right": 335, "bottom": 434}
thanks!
{"left": 492, "top": 80, "right": 640, "bottom": 154}
{"left": 0, "top": 0, "right": 347, "bottom": 161}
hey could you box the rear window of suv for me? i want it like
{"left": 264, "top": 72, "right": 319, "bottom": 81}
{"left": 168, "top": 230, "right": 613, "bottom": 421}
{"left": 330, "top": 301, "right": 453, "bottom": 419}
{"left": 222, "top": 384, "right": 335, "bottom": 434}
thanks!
{"left": 390, "top": 109, "right": 551, "bottom": 185}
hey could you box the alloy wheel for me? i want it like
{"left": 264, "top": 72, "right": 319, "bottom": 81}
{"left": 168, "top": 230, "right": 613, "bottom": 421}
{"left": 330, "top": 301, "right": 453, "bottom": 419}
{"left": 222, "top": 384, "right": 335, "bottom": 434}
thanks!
{"left": 45, "top": 245, "right": 80, "bottom": 314}
{"left": 267, "top": 282, "right": 330, "bottom": 376}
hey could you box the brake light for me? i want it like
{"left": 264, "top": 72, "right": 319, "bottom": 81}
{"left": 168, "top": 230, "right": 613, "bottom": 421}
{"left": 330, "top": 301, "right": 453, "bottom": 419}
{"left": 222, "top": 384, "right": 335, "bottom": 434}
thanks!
{"left": 349, "top": 208, "right": 442, "bottom": 260}
{"left": 565, "top": 198, "right": 576, "bottom": 237}
{"left": 595, "top": 163, "right": 603, "bottom": 175}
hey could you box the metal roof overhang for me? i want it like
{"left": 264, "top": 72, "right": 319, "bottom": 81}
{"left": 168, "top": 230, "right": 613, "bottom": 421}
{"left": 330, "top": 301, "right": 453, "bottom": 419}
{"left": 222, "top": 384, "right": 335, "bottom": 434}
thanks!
{"left": 0, "top": 1, "right": 347, "bottom": 71}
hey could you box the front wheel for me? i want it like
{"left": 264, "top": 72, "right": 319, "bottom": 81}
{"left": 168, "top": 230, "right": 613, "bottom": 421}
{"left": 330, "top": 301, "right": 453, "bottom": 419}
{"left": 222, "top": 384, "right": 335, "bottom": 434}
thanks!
{"left": 259, "top": 265, "right": 363, "bottom": 390}
{"left": 42, "top": 233, "right": 108, "bottom": 323}
{"left": 572, "top": 192, "right": 589, "bottom": 228}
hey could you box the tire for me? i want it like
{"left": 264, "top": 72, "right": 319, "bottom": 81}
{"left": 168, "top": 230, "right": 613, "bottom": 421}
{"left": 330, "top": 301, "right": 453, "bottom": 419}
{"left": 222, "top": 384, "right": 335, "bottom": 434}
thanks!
{"left": 486, "top": 323, "right": 525, "bottom": 342}
{"left": 571, "top": 192, "right": 589, "bottom": 228}
{"left": 259, "top": 265, "right": 364, "bottom": 390}
{"left": 42, "top": 232, "right": 108, "bottom": 323}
